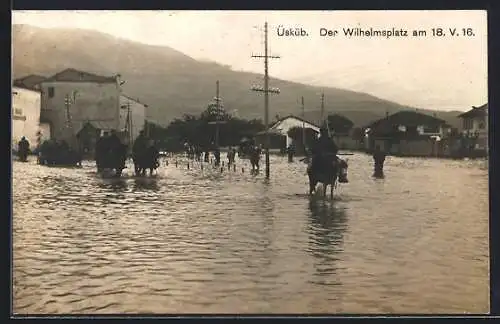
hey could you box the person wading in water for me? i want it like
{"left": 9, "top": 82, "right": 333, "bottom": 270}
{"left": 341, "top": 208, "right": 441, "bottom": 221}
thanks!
{"left": 372, "top": 145, "right": 387, "bottom": 177}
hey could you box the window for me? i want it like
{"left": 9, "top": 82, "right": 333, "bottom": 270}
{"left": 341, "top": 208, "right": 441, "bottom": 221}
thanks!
{"left": 48, "top": 87, "right": 55, "bottom": 98}
{"left": 463, "top": 118, "right": 472, "bottom": 130}
{"left": 479, "top": 122, "right": 485, "bottom": 129}
{"left": 14, "top": 108, "right": 23, "bottom": 116}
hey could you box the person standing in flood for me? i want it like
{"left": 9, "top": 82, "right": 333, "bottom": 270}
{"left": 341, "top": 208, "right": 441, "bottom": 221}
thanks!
{"left": 286, "top": 143, "right": 296, "bottom": 163}
{"left": 213, "top": 147, "right": 221, "bottom": 167}
{"left": 17, "top": 136, "right": 30, "bottom": 162}
{"left": 373, "top": 145, "right": 386, "bottom": 177}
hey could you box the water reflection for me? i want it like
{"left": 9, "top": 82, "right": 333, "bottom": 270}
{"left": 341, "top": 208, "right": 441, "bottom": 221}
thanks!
{"left": 97, "top": 179, "right": 128, "bottom": 192}
{"left": 307, "top": 198, "right": 347, "bottom": 286}
{"left": 132, "top": 178, "right": 160, "bottom": 192}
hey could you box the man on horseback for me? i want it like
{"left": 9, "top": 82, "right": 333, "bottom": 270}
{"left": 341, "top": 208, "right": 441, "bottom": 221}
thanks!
{"left": 310, "top": 127, "right": 339, "bottom": 174}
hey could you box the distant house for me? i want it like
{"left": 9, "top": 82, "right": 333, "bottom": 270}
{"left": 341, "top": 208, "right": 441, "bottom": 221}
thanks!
{"left": 457, "top": 103, "right": 488, "bottom": 155}
{"left": 365, "top": 111, "right": 452, "bottom": 156}
{"left": 12, "top": 78, "right": 44, "bottom": 151}
{"left": 119, "top": 95, "right": 148, "bottom": 145}
{"left": 255, "top": 115, "right": 320, "bottom": 149}
{"left": 39, "top": 68, "right": 121, "bottom": 149}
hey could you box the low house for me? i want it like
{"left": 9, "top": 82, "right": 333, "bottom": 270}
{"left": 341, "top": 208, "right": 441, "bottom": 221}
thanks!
{"left": 457, "top": 103, "right": 488, "bottom": 156}
{"left": 263, "top": 115, "right": 320, "bottom": 149}
{"left": 12, "top": 79, "right": 43, "bottom": 151}
{"left": 365, "top": 111, "right": 452, "bottom": 157}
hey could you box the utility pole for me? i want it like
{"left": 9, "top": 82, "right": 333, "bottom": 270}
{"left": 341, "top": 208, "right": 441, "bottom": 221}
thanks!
{"left": 251, "top": 21, "right": 281, "bottom": 180}
{"left": 320, "top": 92, "right": 325, "bottom": 127}
{"left": 208, "top": 80, "right": 226, "bottom": 148}
{"left": 301, "top": 96, "right": 306, "bottom": 153}
{"left": 64, "top": 93, "right": 76, "bottom": 150}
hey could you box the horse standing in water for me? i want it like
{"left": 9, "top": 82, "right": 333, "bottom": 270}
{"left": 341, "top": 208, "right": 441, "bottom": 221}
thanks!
{"left": 134, "top": 140, "right": 160, "bottom": 176}
{"left": 307, "top": 154, "right": 349, "bottom": 199}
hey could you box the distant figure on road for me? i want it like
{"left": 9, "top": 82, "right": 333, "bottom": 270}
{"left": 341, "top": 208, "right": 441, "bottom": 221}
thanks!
{"left": 373, "top": 145, "right": 386, "bottom": 178}
{"left": 286, "top": 143, "right": 296, "bottom": 163}
{"left": 17, "top": 136, "right": 30, "bottom": 162}
{"left": 213, "top": 148, "right": 221, "bottom": 167}
{"left": 227, "top": 147, "right": 236, "bottom": 166}
{"left": 204, "top": 150, "right": 210, "bottom": 163}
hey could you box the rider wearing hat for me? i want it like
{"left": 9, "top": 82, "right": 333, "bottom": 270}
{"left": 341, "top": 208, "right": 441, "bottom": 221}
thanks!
{"left": 311, "top": 126, "right": 339, "bottom": 173}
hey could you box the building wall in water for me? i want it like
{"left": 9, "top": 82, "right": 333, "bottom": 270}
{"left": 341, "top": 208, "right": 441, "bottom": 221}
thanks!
{"left": 40, "top": 81, "right": 120, "bottom": 145}
{"left": 12, "top": 86, "right": 42, "bottom": 150}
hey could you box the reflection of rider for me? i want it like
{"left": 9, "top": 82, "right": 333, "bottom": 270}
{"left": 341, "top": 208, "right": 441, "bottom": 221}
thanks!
{"left": 311, "top": 127, "right": 339, "bottom": 172}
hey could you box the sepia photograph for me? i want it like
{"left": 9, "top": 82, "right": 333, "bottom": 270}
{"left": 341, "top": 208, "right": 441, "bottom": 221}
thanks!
{"left": 11, "top": 10, "right": 489, "bottom": 314}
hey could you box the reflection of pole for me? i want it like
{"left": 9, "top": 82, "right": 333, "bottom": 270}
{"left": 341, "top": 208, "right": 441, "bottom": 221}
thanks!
{"left": 251, "top": 21, "right": 280, "bottom": 179}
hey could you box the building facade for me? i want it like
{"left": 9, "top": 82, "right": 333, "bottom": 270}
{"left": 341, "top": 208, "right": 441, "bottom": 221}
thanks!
{"left": 11, "top": 86, "right": 42, "bottom": 150}
{"left": 458, "top": 103, "right": 488, "bottom": 153}
{"left": 364, "top": 111, "right": 452, "bottom": 156}
{"left": 39, "top": 68, "right": 121, "bottom": 148}
{"left": 119, "top": 95, "right": 147, "bottom": 145}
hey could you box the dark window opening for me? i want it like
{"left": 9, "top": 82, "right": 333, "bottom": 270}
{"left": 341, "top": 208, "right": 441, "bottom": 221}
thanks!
{"left": 48, "top": 87, "right": 55, "bottom": 98}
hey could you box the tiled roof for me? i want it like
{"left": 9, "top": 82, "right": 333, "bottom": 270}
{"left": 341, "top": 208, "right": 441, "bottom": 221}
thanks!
{"left": 270, "top": 115, "right": 321, "bottom": 130}
{"left": 13, "top": 74, "right": 46, "bottom": 91}
{"left": 457, "top": 104, "right": 488, "bottom": 118}
{"left": 121, "top": 94, "right": 148, "bottom": 107}
{"left": 42, "top": 68, "right": 117, "bottom": 83}
{"left": 367, "top": 110, "right": 448, "bottom": 131}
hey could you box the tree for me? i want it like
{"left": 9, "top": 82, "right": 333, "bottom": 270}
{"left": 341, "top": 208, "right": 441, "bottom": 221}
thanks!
{"left": 326, "top": 114, "right": 354, "bottom": 135}
{"left": 149, "top": 109, "right": 265, "bottom": 152}
{"left": 287, "top": 126, "right": 318, "bottom": 154}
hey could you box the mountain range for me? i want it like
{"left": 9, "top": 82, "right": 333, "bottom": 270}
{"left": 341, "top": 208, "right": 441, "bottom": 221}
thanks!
{"left": 12, "top": 24, "right": 464, "bottom": 129}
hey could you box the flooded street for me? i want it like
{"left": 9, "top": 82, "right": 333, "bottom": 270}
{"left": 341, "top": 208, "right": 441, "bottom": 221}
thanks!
{"left": 12, "top": 153, "right": 489, "bottom": 314}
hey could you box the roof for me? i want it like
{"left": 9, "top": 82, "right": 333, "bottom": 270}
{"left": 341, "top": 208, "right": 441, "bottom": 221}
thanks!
{"left": 13, "top": 74, "right": 46, "bottom": 91}
{"left": 121, "top": 94, "right": 148, "bottom": 107}
{"left": 42, "top": 68, "right": 117, "bottom": 84}
{"left": 270, "top": 115, "right": 321, "bottom": 130}
{"left": 457, "top": 103, "right": 488, "bottom": 118}
{"left": 76, "top": 121, "right": 116, "bottom": 134}
{"left": 255, "top": 129, "right": 287, "bottom": 136}
{"left": 366, "top": 111, "right": 449, "bottom": 131}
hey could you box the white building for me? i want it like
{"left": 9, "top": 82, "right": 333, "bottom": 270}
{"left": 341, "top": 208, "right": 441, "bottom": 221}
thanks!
{"left": 119, "top": 95, "right": 147, "bottom": 145}
{"left": 458, "top": 103, "right": 488, "bottom": 151}
{"left": 269, "top": 115, "right": 320, "bottom": 147}
{"left": 11, "top": 84, "right": 42, "bottom": 151}
{"left": 39, "top": 68, "right": 121, "bottom": 148}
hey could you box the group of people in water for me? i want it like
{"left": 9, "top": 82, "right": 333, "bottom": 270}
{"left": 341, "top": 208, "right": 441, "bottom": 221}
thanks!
{"left": 16, "top": 125, "right": 387, "bottom": 186}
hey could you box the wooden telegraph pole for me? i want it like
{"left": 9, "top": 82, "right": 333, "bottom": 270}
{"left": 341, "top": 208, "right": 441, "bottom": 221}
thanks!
{"left": 64, "top": 93, "right": 77, "bottom": 150}
{"left": 208, "top": 80, "right": 226, "bottom": 148}
{"left": 251, "top": 21, "right": 280, "bottom": 179}
{"left": 301, "top": 96, "right": 306, "bottom": 152}
{"left": 320, "top": 92, "right": 325, "bottom": 127}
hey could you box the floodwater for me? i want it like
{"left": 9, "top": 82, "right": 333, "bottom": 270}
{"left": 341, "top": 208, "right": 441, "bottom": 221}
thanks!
{"left": 12, "top": 153, "right": 489, "bottom": 314}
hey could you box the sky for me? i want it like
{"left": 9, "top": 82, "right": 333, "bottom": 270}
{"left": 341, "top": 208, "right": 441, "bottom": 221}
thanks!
{"left": 12, "top": 10, "right": 488, "bottom": 112}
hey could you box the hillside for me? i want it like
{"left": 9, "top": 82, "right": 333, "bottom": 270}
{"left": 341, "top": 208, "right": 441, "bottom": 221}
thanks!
{"left": 12, "top": 24, "right": 464, "bottom": 129}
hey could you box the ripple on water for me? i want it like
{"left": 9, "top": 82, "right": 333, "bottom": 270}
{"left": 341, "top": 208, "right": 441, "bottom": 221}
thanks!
{"left": 12, "top": 154, "right": 489, "bottom": 314}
